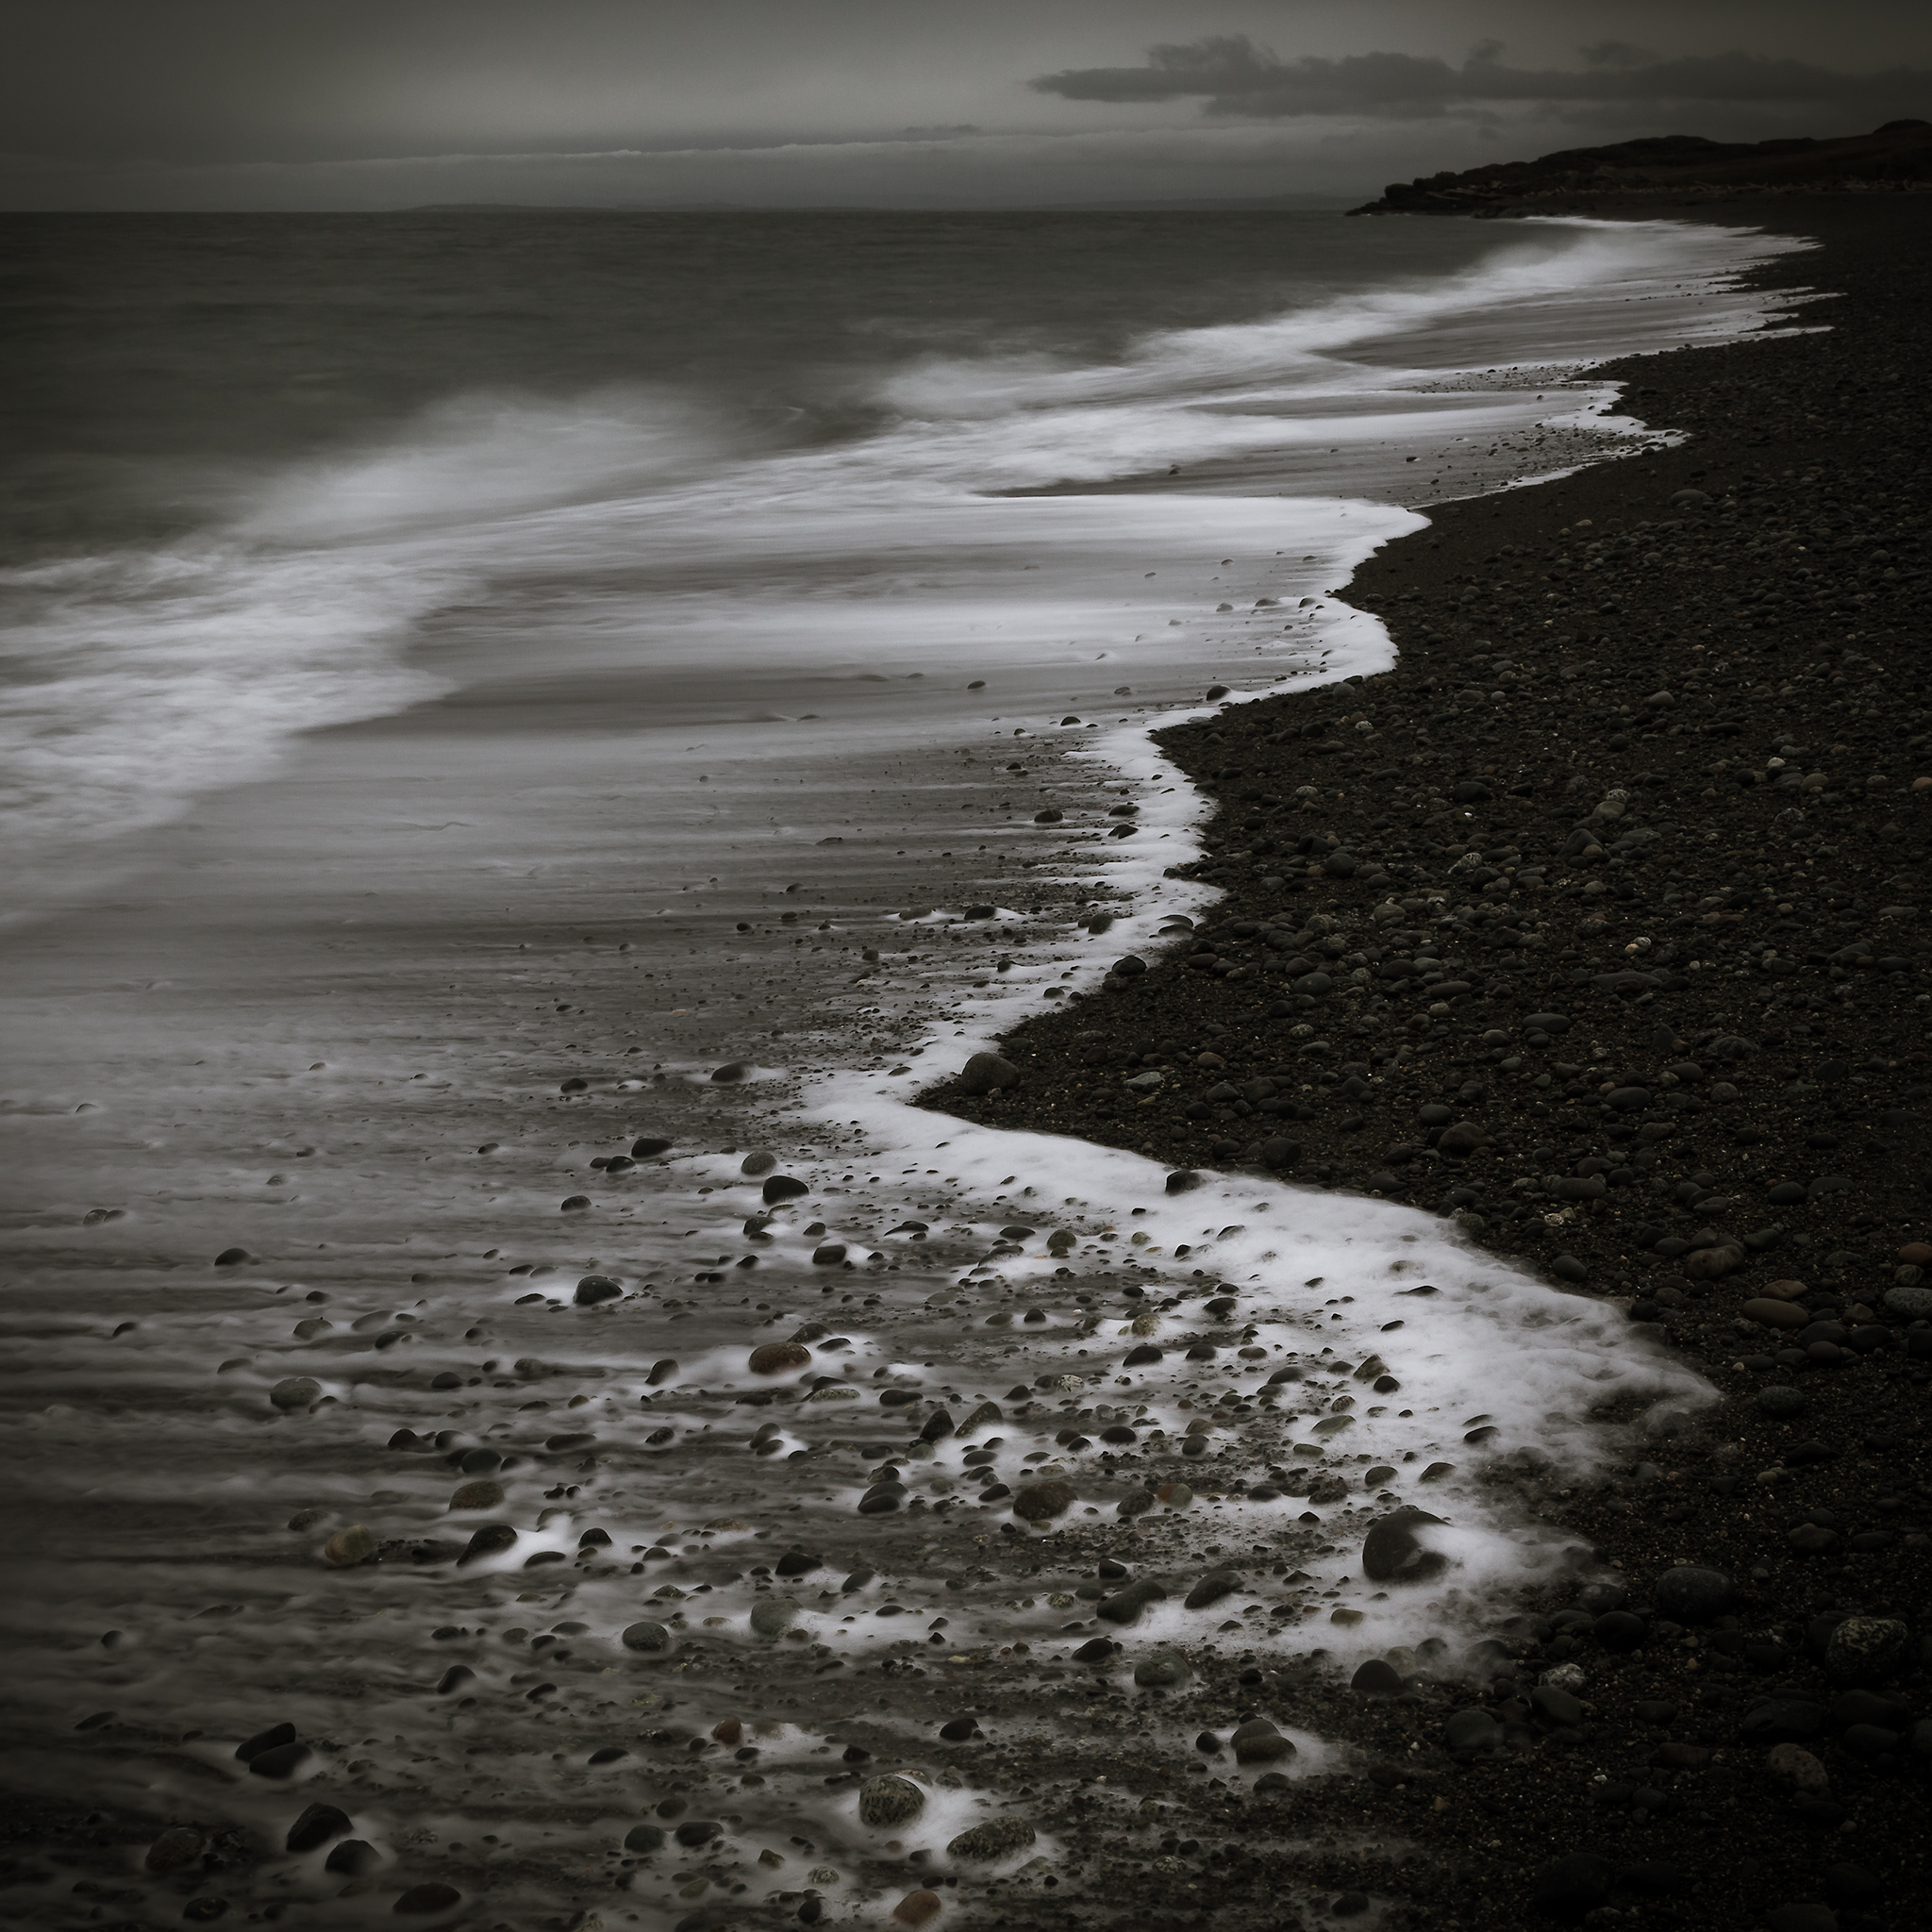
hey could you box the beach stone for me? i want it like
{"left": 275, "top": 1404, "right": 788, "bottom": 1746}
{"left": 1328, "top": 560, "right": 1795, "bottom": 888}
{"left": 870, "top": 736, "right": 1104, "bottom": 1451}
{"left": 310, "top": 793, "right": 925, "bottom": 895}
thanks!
{"left": 457, "top": 1524, "right": 518, "bottom": 1567}
{"left": 560, "top": 1194, "right": 591, "bottom": 1211}
{"left": 749, "top": 1598, "right": 800, "bottom": 1638}
{"left": 858, "top": 1482, "right": 906, "bottom": 1514}
{"left": 1111, "top": 955, "right": 1148, "bottom": 977}
{"left": 957, "top": 1053, "right": 1021, "bottom": 1095}
{"left": 1655, "top": 1566, "right": 1730, "bottom": 1624}
{"left": 741, "top": 1152, "right": 776, "bottom": 1175}
{"left": 892, "top": 1890, "right": 943, "bottom": 1929}
{"left": 1165, "top": 1170, "right": 1204, "bottom": 1193}
{"left": 1361, "top": 1507, "right": 1447, "bottom": 1585}
{"left": 858, "top": 1774, "right": 926, "bottom": 1828}
{"left": 621, "top": 1621, "right": 674, "bottom": 1655}
{"left": 449, "top": 1480, "right": 504, "bottom": 1511}
{"left": 1532, "top": 1684, "right": 1585, "bottom": 1726}
{"left": 323, "top": 1524, "right": 375, "bottom": 1568}
{"left": 1437, "top": 1121, "right": 1489, "bottom": 1158}
{"left": 575, "top": 1274, "right": 623, "bottom": 1306}
{"left": 1743, "top": 1298, "right": 1809, "bottom": 1330}
{"left": 1350, "top": 1659, "right": 1404, "bottom": 1697}
{"left": 145, "top": 1827, "right": 205, "bottom": 1873}
{"left": 247, "top": 1740, "right": 311, "bottom": 1780}
{"left": 1825, "top": 1617, "right": 1910, "bottom": 1687}
{"left": 710, "top": 1061, "right": 753, "bottom": 1083}
{"left": 1097, "top": 1577, "right": 1167, "bottom": 1624}
{"left": 392, "top": 1882, "right": 462, "bottom": 1913}
{"left": 631, "top": 1137, "right": 673, "bottom": 1158}
{"left": 270, "top": 1377, "right": 321, "bottom": 1411}
{"left": 1183, "top": 1569, "right": 1241, "bottom": 1610}
{"left": 286, "top": 1803, "right": 352, "bottom": 1854}
{"left": 748, "top": 1341, "right": 810, "bottom": 1375}
{"left": 761, "top": 1175, "right": 810, "bottom": 1205}
{"left": 625, "top": 1824, "right": 667, "bottom": 1855}
{"left": 1883, "top": 1283, "right": 1932, "bottom": 1319}
{"left": 1765, "top": 1743, "right": 1830, "bottom": 1792}
{"left": 1231, "top": 1718, "right": 1294, "bottom": 1763}
{"left": 214, "top": 1246, "right": 254, "bottom": 1266}
{"left": 947, "top": 1818, "right": 1036, "bottom": 1861}
{"left": 1133, "top": 1648, "right": 1191, "bottom": 1688}
{"left": 325, "top": 1840, "right": 381, "bottom": 1877}
{"left": 1012, "top": 1479, "right": 1076, "bottom": 1522}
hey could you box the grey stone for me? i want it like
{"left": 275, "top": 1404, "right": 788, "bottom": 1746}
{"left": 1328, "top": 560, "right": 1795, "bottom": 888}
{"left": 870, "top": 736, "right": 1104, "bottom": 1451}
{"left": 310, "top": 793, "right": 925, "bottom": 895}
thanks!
{"left": 749, "top": 1598, "right": 800, "bottom": 1638}
{"left": 1653, "top": 1565, "right": 1731, "bottom": 1624}
{"left": 946, "top": 1818, "right": 1036, "bottom": 1861}
{"left": 621, "top": 1620, "right": 674, "bottom": 1654}
{"left": 957, "top": 1053, "right": 1021, "bottom": 1095}
{"left": 858, "top": 1774, "right": 926, "bottom": 1827}
{"left": 270, "top": 1376, "right": 321, "bottom": 1411}
{"left": 1824, "top": 1617, "right": 1910, "bottom": 1687}
{"left": 1132, "top": 1648, "right": 1191, "bottom": 1688}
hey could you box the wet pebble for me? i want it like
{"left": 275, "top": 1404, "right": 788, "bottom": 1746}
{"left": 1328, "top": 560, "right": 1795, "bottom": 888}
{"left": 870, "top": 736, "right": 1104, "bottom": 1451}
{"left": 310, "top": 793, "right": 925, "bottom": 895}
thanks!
{"left": 858, "top": 1774, "right": 926, "bottom": 1827}
{"left": 269, "top": 1377, "right": 321, "bottom": 1412}
{"left": 622, "top": 1621, "right": 674, "bottom": 1654}
{"left": 946, "top": 1818, "right": 1036, "bottom": 1860}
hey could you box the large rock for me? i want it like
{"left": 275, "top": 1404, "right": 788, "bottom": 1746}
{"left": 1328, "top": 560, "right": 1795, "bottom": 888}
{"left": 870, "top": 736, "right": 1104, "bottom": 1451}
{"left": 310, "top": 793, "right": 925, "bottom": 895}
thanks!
{"left": 1361, "top": 1507, "right": 1447, "bottom": 1585}
{"left": 621, "top": 1620, "right": 674, "bottom": 1654}
{"left": 957, "top": 1053, "right": 1021, "bottom": 1095}
{"left": 946, "top": 1818, "right": 1036, "bottom": 1861}
{"left": 1011, "top": 1479, "right": 1076, "bottom": 1522}
{"left": 748, "top": 1341, "right": 810, "bottom": 1375}
{"left": 1825, "top": 1617, "right": 1910, "bottom": 1686}
{"left": 858, "top": 1774, "right": 926, "bottom": 1827}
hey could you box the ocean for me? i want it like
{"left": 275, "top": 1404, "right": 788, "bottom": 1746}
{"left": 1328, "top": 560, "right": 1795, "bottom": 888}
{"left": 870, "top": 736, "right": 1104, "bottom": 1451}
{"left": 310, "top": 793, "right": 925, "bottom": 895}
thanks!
{"left": 0, "top": 208, "right": 1807, "bottom": 1924}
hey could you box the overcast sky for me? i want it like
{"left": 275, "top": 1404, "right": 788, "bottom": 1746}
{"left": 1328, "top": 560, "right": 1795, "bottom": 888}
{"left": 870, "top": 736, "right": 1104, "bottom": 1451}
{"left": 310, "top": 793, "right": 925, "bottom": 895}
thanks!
{"left": 7, "top": 0, "right": 1928, "bottom": 209}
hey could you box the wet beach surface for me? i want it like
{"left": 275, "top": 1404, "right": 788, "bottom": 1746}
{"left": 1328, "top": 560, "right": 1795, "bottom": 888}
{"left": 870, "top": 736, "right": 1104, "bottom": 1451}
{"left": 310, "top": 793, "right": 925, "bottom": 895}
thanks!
{"left": 0, "top": 208, "right": 1888, "bottom": 1932}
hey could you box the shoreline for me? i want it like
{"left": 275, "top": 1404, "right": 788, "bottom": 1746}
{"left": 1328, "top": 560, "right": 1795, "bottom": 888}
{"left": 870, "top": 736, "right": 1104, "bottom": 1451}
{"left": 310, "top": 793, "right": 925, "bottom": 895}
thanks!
{"left": 923, "top": 193, "right": 1932, "bottom": 1928}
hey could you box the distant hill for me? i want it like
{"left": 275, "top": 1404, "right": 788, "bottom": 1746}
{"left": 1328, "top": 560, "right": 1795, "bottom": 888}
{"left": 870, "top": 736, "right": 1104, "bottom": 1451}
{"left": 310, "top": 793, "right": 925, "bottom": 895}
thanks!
{"left": 1350, "top": 118, "right": 1932, "bottom": 215}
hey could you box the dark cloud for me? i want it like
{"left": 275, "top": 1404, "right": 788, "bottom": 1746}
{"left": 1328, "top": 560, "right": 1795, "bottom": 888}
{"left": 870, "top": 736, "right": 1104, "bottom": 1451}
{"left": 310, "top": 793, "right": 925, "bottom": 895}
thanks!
{"left": 1030, "top": 36, "right": 1932, "bottom": 122}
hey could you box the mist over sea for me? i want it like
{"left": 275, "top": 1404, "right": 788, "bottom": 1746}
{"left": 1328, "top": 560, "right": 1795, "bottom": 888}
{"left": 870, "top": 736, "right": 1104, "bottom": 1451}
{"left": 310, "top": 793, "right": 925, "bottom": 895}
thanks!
{"left": 0, "top": 209, "right": 1807, "bottom": 1925}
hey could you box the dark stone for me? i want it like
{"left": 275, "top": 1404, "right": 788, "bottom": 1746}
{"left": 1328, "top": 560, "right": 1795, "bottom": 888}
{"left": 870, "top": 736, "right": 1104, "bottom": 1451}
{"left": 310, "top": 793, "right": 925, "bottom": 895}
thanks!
{"left": 457, "top": 1524, "right": 518, "bottom": 1567}
{"left": 1361, "top": 1507, "right": 1447, "bottom": 1584}
{"left": 761, "top": 1174, "right": 810, "bottom": 1204}
{"left": 286, "top": 1804, "right": 351, "bottom": 1854}
{"left": 575, "top": 1274, "right": 623, "bottom": 1306}
{"left": 1653, "top": 1565, "right": 1730, "bottom": 1624}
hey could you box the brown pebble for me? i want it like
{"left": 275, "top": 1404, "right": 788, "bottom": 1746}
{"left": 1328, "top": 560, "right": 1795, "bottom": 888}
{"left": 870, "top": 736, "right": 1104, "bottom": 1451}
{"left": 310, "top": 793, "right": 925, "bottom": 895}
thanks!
{"left": 712, "top": 1717, "right": 743, "bottom": 1745}
{"left": 1897, "top": 1241, "right": 1932, "bottom": 1267}
{"left": 448, "top": 1480, "right": 504, "bottom": 1512}
{"left": 1740, "top": 1298, "right": 1809, "bottom": 1330}
{"left": 1011, "top": 1478, "right": 1077, "bottom": 1521}
{"left": 1766, "top": 1742, "right": 1831, "bottom": 1792}
{"left": 893, "top": 1890, "right": 943, "bottom": 1928}
{"left": 748, "top": 1341, "right": 811, "bottom": 1375}
{"left": 322, "top": 1525, "right": 375, "bottom": 1567}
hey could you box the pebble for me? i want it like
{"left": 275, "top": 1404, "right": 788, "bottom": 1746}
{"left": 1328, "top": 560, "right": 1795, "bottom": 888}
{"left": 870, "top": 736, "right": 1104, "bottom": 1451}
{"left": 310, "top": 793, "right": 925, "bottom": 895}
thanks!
{"left": 858, "top": 1774, "right": 926, "bottom": 1827}
{"left": 1824, "top": 1616, "right": 1909, "bottom": 1685}
{"left": 1096, "top": 1578, "right": 1167, "bottom": 1625}
{"left": 1765, "top": 1742, "right": 1831, "bottom": 1792}
{"left": 575, "top": 1274, "right": 623, "bottom": 1306}
{"left": 957, "top": 1052, "right": 1021, "bottom": 1095}
{"left": 449, "top": 1480, "right": 504, "bottom": 1511}
{"left": 457, "top": 1524, "right": 518, "bottom": 1567}
{"left": 892, "top": 1890, "right": 943, "bottom": 1928}
{"left": 946, "top": 1818, "right": 1036, "bottom": 1860}
{"left": 1350, "top": 1659, "right": 1404, "bottom": 1697}
{"left": 1360, "top": 1507, "right": 1447, "bottom": 1584}
{"left": 622, "top": 1620, "right": 674, "bottom": 1654}
{"left": 1132, "top": 1648, "right": 1191, "bottom": 1688}
{"left": 1230, "top": 1718, "right": 1295, "bottom": 1763}
{"left": 1011, "top": 1479, "right": 1076, "bottom": 1521}
{"left": 741, "top": 1152, "right": 776, "bottom": 1175}
{"left": 325, "top": 1840, "right": 380, "bottom": 1877}
{"left": 1182, "top": 1568, "right": 1241, "bottom": 1610}
{"left": 748, "top": 1341, "right": 811, "bottom": 1375}
{"left": 1442, "top": 1708, "right": 1501, "bottom": 1752}
{"left": 1652, "top": 1564, "right": 1731, "bottom": 1624}
{"left": 285, "top": 1803, "right": 351, "bottom": 1854}
{"left": 762, "top": 1175, "right": 810, "bottom": 1205}
{"left": 749, "top": 1598, "right": 800, "bottom": 1637}
{"left": 145, "top": 1827, "right": 205, "bottom": 1873}
{"left": 269, "top": 1377, "right": 321, "bottom": 1412}
{"left": 392, "top": 1883, "right": 462, "bottom": 1914}
{"left": 322, "top": 1525, "right": 375, "bottom": 1568}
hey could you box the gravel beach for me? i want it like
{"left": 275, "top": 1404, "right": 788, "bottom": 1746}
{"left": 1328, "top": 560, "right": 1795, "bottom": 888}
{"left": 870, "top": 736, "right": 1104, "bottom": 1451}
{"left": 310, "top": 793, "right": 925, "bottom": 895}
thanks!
{"left": 917, "top": 194, "right": 1932, "bottom": 1932}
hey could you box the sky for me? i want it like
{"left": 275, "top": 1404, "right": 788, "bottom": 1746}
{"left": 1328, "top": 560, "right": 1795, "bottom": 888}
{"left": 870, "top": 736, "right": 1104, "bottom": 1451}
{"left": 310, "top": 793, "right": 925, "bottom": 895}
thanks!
{"left": 6, "top": 0, "right": 1929, "bottom": 210}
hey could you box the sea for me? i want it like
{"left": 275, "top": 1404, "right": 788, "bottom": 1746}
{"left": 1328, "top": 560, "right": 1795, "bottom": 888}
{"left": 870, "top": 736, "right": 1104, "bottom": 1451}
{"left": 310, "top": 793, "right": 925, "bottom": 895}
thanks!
{"left": 0, "top": 208, "right": 1808, "bottom": 1926}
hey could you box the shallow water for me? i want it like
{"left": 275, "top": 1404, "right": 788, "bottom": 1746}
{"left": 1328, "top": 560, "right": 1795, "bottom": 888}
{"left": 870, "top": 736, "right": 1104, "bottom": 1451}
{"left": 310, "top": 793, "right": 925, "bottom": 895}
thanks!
{"left": 0, "top": 209, "right": 1809, "bottom": 1926}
